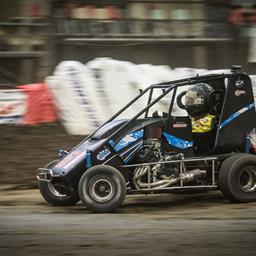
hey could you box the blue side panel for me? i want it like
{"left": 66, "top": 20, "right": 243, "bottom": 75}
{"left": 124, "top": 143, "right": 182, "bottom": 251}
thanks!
{"left": 110, "top": 129, "right": 144, "bottom": 152}
{"left": 220, "top": 103, "right": 255, "bottom": 129}
{"left": 163, "top": 132, "right": 193, "bottom": 149}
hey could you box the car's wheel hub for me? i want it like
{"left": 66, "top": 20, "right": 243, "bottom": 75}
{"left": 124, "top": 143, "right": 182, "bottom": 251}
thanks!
{"left": 89, "top": 176, "right": 115, "bottom": 203}
{"left": 239, "top": 167, "right": 256, "bottom": 193}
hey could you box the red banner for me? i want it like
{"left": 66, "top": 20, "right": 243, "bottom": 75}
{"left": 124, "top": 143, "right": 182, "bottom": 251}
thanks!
{"left": 17, "top": 83, "right": 58, "bottom": 125}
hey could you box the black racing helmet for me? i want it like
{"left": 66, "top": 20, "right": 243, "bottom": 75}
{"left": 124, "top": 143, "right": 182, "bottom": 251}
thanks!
{"left": 177, "top": 83, "right": 215, "bottom": 117}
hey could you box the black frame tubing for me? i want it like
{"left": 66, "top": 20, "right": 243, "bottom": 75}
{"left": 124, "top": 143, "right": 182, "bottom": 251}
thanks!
{"left": 106, "top": 73, "right": 229, "bottom": 143}
{"left": 144, "top": 88, "right": 153, "bottom": 118}
{"left": 68, "top": 73, "right": 230, "bottom": 151}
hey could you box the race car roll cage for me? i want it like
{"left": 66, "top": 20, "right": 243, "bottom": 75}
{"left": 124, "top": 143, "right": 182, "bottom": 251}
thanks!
{"left": 90, "top": 73, "right": 229, "bottom": 145}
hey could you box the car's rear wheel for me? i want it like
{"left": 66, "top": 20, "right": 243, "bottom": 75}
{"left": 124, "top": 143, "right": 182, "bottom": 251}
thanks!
{"left": 78, "top": 165, "right": 126, "bottom": 213}
{"left": 38, "top": 160, "right": 79, "bottom": 206}
{"left": 219, "top": 153, "right": 256, "bottom": 202}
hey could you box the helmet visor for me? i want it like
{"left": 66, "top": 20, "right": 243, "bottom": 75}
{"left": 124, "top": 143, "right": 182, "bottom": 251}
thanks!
{"left": 185, "top": 91, "right": 204, "bottom": 106}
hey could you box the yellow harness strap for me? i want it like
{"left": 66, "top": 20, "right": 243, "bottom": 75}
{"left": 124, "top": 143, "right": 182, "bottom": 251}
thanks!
{"left": 192, "top": 114, "right": 215, "bottom": 133}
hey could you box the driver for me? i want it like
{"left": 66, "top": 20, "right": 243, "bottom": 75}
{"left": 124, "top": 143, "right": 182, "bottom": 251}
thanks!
{"left": 183, "top": 83, "right": 216, "bottom": 133}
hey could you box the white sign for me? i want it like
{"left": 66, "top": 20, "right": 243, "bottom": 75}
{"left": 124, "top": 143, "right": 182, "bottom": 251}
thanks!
{"left": 0, "top": 90, "right": 27, "bottom": 124}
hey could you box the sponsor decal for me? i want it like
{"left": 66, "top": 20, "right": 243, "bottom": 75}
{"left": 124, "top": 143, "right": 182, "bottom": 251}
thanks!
{"left": 235, "top": 90, "right": 246, "bottom": 96}
{"left": 97, "top": 147, "right": 111, "bottom": 161}
{"left": 235, "top": 79, "right": 245, "bottom": 88}
{"left": 173, "top": 123, "right": 188, "bottom": 128}
{"left": 112, "top": 129, "right": 144, "bottom": 152}
{"left": 201, "top": 117, "right": 208, "bottom": 123}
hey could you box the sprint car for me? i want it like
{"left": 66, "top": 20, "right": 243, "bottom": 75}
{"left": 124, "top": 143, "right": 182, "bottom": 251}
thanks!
{"left": 37, "top": 65, "right": 256, "bottom": 212}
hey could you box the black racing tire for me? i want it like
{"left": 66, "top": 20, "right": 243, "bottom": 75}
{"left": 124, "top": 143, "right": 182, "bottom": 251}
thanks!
{"left": 38, "top": 160, "right": 79, "bottom": 206}
{"left": 78, "top": 165, "right": 127, "bottom": 213}
{"left": 176, "top": 91, "right": 187, "bottom": 110}
{"left": 218, "top": 153, "right": 256, "bottom": 203}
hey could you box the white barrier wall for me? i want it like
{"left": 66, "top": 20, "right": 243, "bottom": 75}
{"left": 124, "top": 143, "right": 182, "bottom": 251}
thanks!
{"left": 87, "top": 58, "right": 137, "bottom": 118}
{"left": 45, "top": 58, "right": 247, "bottom": 135}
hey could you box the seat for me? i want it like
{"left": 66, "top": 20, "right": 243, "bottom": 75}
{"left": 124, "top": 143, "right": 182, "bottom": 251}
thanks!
{"left": 163, "top": 116, "right": 194, "bottom": 157}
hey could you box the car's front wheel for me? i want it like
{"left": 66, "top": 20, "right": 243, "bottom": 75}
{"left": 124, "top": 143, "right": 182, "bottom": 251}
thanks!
{"left": 38, "top": 160, "right": 79, "bottom": 206}
{"left": 78, "top": 165, "right": 127, "bottom": 213}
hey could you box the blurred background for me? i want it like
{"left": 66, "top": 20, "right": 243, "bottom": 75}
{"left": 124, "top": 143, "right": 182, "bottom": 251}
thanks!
{"left": 1, "top": 0, "right": 256, "bottom": 85}
{"left": 1, "top": 0, "right": 256, "bottom": 188}
{"left": 1, "top": 3, "right": 256, "bottom": 256}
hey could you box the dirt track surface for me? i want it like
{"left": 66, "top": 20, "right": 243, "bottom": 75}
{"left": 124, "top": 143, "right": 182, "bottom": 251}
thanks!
{"left": 1, "top": 124, "right": 256, "bottom": 255}
{"left": 0, "top": 123, "right": 83, "bottom": 187}
{"left": 0, "top": 189, "right": 256, "bottom": 256}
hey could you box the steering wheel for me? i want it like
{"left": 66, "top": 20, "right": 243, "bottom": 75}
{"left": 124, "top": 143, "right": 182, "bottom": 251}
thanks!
{"left": 176, "top": 91, "right": 187, "bottom": 110}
